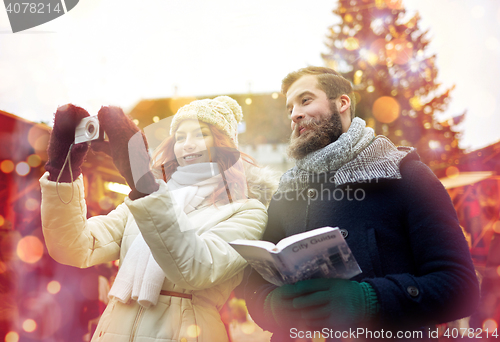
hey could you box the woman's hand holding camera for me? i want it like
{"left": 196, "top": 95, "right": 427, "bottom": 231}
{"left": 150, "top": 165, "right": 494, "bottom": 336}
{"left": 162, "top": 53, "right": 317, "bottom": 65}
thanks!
{"left": 45, "top": 104, "right": 91, "bottom": 182}
{"left": 96, "top": 106, "right": 159, "bottom": 200}
{"left": 45, "top": 104, "right": 159, "bottom": 199}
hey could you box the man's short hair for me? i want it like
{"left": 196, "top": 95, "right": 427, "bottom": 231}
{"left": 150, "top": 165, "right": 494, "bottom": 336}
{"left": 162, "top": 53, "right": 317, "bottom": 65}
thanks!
{"left": 281, "top": 66, "right": 356, "bottom": 119}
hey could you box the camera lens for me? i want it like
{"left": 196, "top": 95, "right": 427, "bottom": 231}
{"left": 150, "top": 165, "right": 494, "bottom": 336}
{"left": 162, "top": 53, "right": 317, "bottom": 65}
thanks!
{"left": 87, "top": 124, "right": 95, "bottom": 134}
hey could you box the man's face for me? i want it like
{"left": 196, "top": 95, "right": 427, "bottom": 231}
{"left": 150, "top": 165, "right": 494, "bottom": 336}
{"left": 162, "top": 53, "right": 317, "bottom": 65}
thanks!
{"left": 286, "top": 75, "right": 333, "bottom": 135}
{"left": 285, "top": 75, "right": 344, "bottom": 159}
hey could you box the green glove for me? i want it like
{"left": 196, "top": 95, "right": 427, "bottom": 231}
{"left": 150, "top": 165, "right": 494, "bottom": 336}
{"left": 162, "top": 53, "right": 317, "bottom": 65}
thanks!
{"left": 264, "top": 284, "right": 302, "bottom": 329}
{"left": 291, "top": 278, "right": 379, "bottom": 328}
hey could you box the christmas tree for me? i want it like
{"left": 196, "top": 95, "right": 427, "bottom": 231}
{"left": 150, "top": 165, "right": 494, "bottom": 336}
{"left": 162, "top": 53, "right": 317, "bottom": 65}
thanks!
{"left": 322, "top": 0, "right": 464, "bottom": 176}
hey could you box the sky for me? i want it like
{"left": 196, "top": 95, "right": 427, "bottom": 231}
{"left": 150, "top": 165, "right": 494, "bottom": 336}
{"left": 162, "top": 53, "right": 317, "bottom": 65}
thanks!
{"left": 0, "top": 0, "right": 499, "bottom": 151}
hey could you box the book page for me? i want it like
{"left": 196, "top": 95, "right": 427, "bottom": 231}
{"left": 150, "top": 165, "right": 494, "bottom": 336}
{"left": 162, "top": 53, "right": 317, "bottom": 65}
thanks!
{"left": 229, "top": 239, "right": 278, "bottom": 252}
{"left": 229, "top": 243, "right": 285, "bottom": 286}
{"left": 275, "top": 226, "right": 337, "bottom": 251}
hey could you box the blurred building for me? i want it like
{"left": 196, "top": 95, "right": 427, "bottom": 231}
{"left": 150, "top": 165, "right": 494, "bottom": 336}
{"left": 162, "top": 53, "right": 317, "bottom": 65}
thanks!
{"left": 127, "top": 93, "right": 295, "bottom": 172}
{"left": 439, "top": 141, "right": 500, "bottom": 332}
{"left": 0, "top": 110, "right": 122, "bottom": 342}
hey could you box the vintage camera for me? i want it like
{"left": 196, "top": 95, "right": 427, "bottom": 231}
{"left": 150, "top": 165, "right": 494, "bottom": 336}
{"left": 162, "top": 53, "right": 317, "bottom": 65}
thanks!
{"left": 75, "top": 116, "right": 104, "bottom": 144}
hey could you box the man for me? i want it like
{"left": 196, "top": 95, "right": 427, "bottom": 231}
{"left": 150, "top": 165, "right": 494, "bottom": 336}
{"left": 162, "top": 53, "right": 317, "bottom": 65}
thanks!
{"left": 243, "top": 67, "right": 479, "bottom": 341}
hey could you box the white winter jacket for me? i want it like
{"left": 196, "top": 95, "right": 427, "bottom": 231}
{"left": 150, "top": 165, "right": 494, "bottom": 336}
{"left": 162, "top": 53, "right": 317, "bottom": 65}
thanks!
{"left": 40, "top": 169, "right": 273, "bottom": 342}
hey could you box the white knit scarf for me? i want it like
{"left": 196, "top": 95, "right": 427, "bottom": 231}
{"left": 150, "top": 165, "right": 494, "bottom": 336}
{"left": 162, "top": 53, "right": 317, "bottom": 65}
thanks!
{"left": 108, "top": 163, "right": 221, "bottom": 308}
{"left": 277, "top": 118, "right": 414, "bottom": 193}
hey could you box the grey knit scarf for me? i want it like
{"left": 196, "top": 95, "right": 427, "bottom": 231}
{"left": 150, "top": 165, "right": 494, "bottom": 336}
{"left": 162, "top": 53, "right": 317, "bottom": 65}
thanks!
{"left": 277, "top": 117, "right": 414, "bottom": 193}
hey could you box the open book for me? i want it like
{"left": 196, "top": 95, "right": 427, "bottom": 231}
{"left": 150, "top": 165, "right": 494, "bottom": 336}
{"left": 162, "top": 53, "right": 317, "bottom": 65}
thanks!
{"left": 230, "top": 227, "right": 361, "bottom": 286}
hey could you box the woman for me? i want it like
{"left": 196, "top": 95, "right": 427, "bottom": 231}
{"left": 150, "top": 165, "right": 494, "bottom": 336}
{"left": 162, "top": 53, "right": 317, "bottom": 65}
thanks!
{"left": 40, "top": 96, "right": 277, "bottom": 342}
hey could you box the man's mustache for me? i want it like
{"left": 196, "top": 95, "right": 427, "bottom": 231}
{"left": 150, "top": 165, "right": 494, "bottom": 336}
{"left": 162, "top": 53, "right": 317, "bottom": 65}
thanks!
{"left": 292, "top": 119, "right": 321, "bottom": 139}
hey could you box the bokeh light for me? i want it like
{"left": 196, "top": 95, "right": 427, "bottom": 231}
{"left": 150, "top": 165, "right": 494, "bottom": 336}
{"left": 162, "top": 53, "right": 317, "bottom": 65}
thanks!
{"left": 385, "top": 0, "right": 403, "bottom": 9}
{"left": 483, "top": 319, "right": 498, "bottom": 331}
{"left": 344, "top": 37, "right": 360, "bottom": 51}
{"left": 169, "top": 97, "right": 197, "bottom": 114}
{"left": 187, "top": 324, "right": 201, "bottom": 338}
{"left": 98, "top": 196, "right": 113, "bottom": 211}
{"left": 17, "top": 235, "right": 44, "bottom": 264}
{"left": 25, "top": 198, "right": 39, "bottom": 211}
{"left": 22, "top": 319, "right": 37, "bottom": 333}
{"left": 152, "top": 116, "right": 160, "bottom": 123}
{"left": 445, "top": 166, "right": 460, "bottom": 178}
{"left": 370, "top": 18, "right": 384, "bottom": 35}
{"left": 27, "top": 154, "right": 42, "bottom": 167}
{"left": 372, "top": 96, "right": 400, "bottom": 123}
{"left": 385, "top": 39, "right": 412, "bottom": 65}
{"left": 409, "top": 96, "right": 422, "bottom": 111}
{"left": 20, "top": 294, "right": 63, "bottom": 340}
{"left": 15, "top": 162, "right": 30, "bottom": 176}
{"left": 360, "top": 48, "right": 378, "bottom": 66}
{"left": 1, "top": 160, "right": 15, "bottom": 173}
{"left": 5, "top": 331, "right": 19, "bottom": 342}
{"left": 0, "top": 215, "right": 4, "bottom": 227}
{"left": 428, "top": 140, "right": 440, "bottom": 150}
{"left": 271, "top": 92, "right": 279, "bottom": 99}
{"left": 311, "top": 337, "right": 326, "bottom": 342}
{"left": 245, "top": 98, "right": 252, "bottom": 105}
{"left": 27, "top": 126, "right": 50, "bottom": 154}
{"left": 240, "top": 321, "right": 256, "bottom": 335}
{"left": 370, "top": 39, "right": 387, "bottom": 65}
{"left": 47, "top": 281, "right": 61, "bottom": 294}
{"left": 105, "top": 182, "right": 131, "bottom": 195}
{"left": 493, "top": 221, "right": 500, "bottom": 234}
{"left": 366, "top": 118, "right": 376, "bottom": 129}
{"left": 353, "top": 70, "right": 363, "bottom": 85}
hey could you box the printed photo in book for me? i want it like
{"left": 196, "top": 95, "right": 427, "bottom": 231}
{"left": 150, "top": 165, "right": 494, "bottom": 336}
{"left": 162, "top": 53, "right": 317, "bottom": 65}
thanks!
{"left": 230, "top": 226, "right": 361, "bottom": 286}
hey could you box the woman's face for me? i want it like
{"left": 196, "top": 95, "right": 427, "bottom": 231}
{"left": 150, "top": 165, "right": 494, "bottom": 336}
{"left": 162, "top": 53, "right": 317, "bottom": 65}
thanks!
{"left": 174, "top": 120, "right": 215, "bottom": 167}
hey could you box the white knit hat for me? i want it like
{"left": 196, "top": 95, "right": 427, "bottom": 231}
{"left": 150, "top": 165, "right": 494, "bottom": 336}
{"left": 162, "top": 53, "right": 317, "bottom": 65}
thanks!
{"left": 170, "top": 96, "right": 243, "bottom": 147}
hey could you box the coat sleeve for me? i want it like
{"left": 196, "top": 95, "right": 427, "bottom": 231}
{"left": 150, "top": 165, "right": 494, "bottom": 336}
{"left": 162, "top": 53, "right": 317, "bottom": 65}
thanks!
{"left": 124, "top": 180, "right": 268, "bottom": 291}
{"left": 40, "top": 172, "right": 129, "bottom": 268}
{"left": 242, "top": 196, "right": 283, "bottom": 332}
{"left": 364, "top": 161, "right": 480, "bottom": 328}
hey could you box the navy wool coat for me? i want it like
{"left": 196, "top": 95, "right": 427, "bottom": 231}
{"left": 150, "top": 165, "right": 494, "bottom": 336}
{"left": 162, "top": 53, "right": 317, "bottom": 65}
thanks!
{"left": 244, "top": 151, "right": 480, "bottom": 338}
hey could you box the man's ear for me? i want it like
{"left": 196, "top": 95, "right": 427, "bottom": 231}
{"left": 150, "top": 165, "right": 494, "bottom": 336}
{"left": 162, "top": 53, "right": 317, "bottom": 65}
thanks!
{"left": 338, "top": 94, "right": 352, "bottom": 133}
{"left": 339, "top": 94, "right": 351, "bottom": 114}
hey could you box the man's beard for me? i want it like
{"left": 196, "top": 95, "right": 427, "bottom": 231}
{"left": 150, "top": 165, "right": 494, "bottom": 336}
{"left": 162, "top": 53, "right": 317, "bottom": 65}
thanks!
{"left": 287, "top": 104, "right": 344, "bottom": 160}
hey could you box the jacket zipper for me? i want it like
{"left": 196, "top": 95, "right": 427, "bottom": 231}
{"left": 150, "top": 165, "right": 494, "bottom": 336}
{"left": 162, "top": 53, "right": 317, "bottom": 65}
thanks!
{"left": 129, "top": 306, "right": 145, "bottom": 342}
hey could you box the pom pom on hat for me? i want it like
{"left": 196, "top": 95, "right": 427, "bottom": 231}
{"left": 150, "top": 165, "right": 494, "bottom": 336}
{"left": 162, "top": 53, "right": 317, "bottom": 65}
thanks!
{"left": 213, "top": 96, "right": 243, "bottom": 123}
{"left": 170, "top": 96, "right": 243, "bottom": 147}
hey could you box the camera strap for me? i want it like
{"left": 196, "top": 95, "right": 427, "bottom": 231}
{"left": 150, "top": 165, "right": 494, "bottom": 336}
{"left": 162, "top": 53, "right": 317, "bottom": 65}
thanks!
{"left": 56, "top": 143, "right": 75, "bottom": 204}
